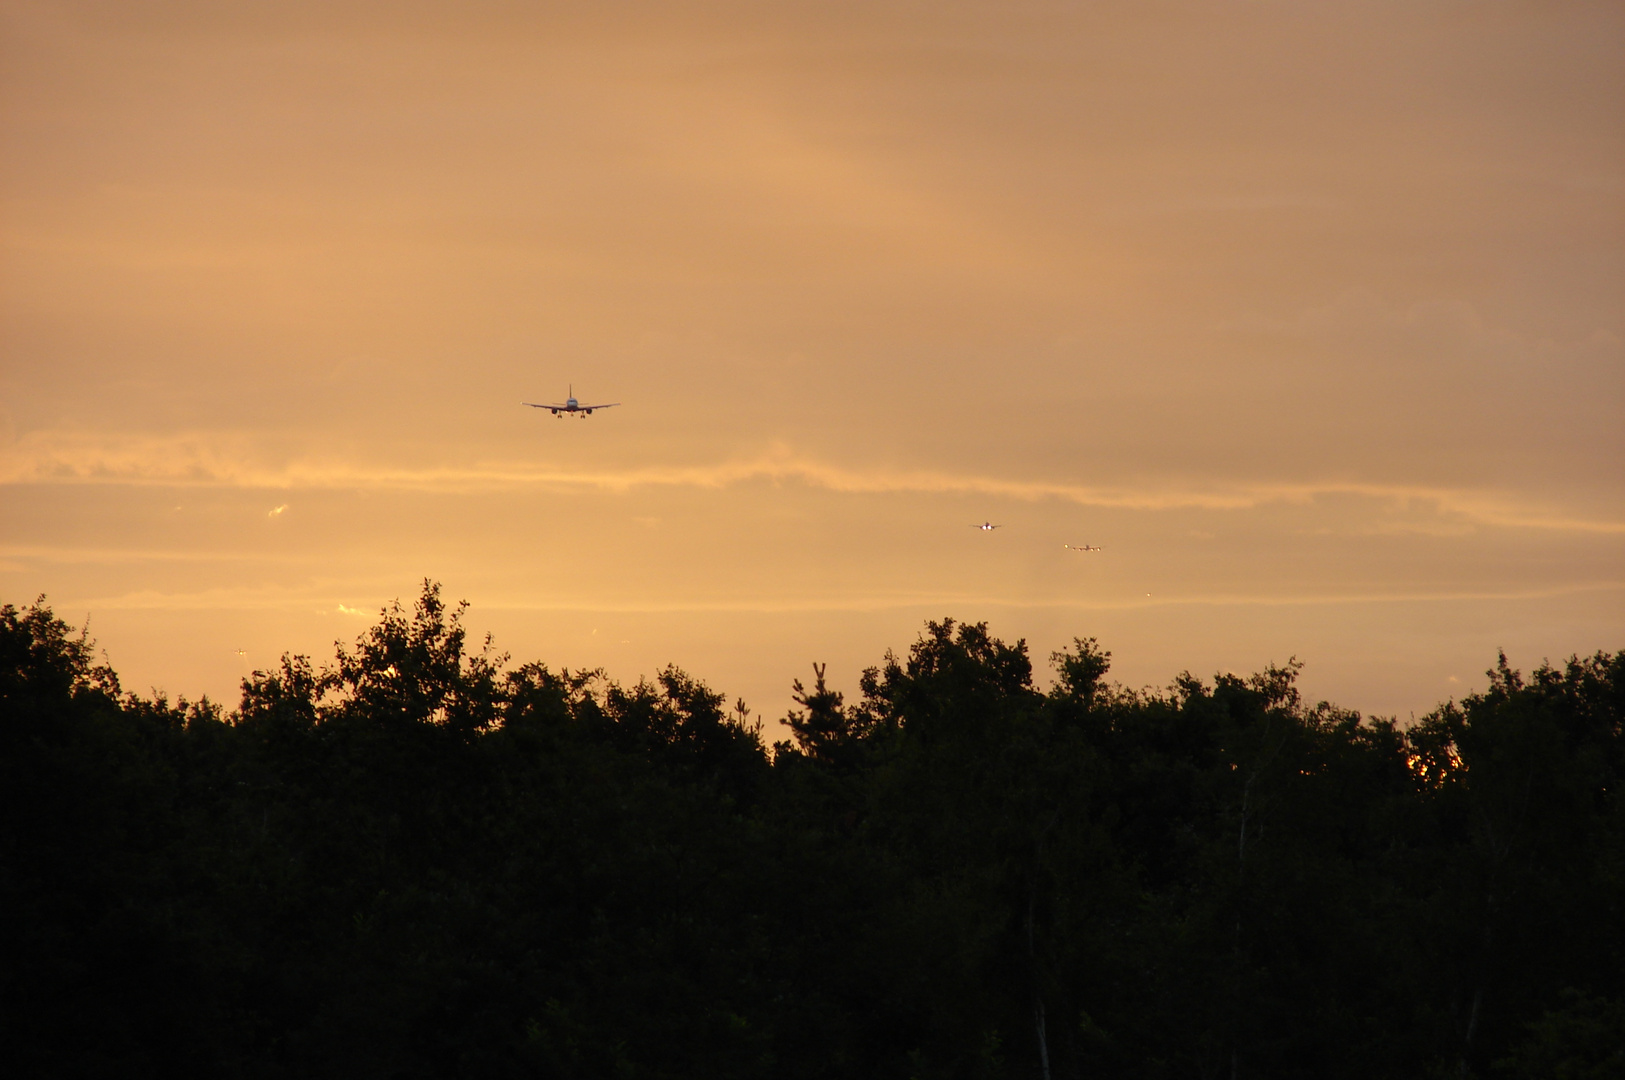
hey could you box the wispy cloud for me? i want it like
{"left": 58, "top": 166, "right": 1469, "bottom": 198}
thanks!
{"left": 4, "top": 431, "right": 1621, "bottom": 534}
{"left": 464, "top": 581, "right": 1625, "bottom": 615}
{"left": 0, "top": 545, "right": 306, "bottom": 566}
{"left": 45, "top": 580, "right": 1625, "bottom": 617}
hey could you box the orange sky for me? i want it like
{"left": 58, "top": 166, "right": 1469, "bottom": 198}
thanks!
{"left": 3, "top": 0, "right": 1621, "bottom": 726}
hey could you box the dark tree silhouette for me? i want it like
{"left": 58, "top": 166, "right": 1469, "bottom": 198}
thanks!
{"left": 3, "top": 585, "right": 1620, "bottom": 1079}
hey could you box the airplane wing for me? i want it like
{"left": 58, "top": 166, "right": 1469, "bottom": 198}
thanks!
{"left": 521, "top": 402, "right": 566, "bottom": 409}
{"left": 578, "top": 402, "right": 620, "bottom": 409}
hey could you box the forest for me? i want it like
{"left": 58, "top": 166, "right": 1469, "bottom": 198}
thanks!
{"left": 3, "top": 582, "right": 1621, "bottom": 1079}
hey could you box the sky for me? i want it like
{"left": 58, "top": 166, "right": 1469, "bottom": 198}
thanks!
{"left": 2, "top": 0, "right": 1621, "bottom": 730}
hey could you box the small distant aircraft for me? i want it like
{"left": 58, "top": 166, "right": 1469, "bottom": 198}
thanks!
{"left": 1064, "top": 544, "right": 1103, "bottom": 552}
{"left": 523, "top": 385, "right": 619, "bottom": 418}
{"left": 971, "top": 522, "right": 1003, "bottom": 531}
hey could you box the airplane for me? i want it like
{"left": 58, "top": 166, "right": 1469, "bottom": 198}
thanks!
{"left": 522, "top": 385, "right": 620, "bottom": 418}
{"left": 1064, "top": 544, "right": 1103, "bottom": 552}
{"left": 971, "top": 521, "right": 1003, "bottom": 531}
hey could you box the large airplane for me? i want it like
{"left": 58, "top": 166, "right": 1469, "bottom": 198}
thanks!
{"left": 1064, "top": 544, "right": 1103, "bottom": 552}
{"left": 522, "top": 386, "right": 620, "bottom": 418}
{"left": 971, "top": 521, "right": 1003, "bottom": 531}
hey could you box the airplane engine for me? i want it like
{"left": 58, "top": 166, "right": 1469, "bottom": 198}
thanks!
{"left": 585, "top": 408, "right": 593, "bottom": 415}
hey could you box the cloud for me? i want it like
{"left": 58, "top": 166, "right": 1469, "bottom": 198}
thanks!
{"left": 1221, "top": 289, "right": 1514, "bottom": 345}
{"left": 0, "top": 544, "right": 291, "bottom": 566}
{"left": 3, "top": 430, "right": 1621, "bottom": 534}
{"left": 1219, "top": 290, "right": 1625, "bottom": 373}
{"left": 41, "top": 580, "right": 1625, "bottom": 617}
{"left": 268, "top": 504, "right": 288, "bottom": 517}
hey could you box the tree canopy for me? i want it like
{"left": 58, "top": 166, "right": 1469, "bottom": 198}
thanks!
{"left": 4, "top": 583, "right": 1621, "bottom": 1078}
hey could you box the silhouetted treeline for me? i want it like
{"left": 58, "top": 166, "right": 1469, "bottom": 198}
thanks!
{"left": 4, "top": 583, "right": 1622, "bottom": 1079}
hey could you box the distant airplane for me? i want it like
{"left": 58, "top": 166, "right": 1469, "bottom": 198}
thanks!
{"left": 971, "top": 522, "right": 1003, "bottom": 531}
{"left": 523, "top": 385, "right": 619, "bottom": 418}
{"left": 1064, "top": 544, "right": 1103, "bottom": 552}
